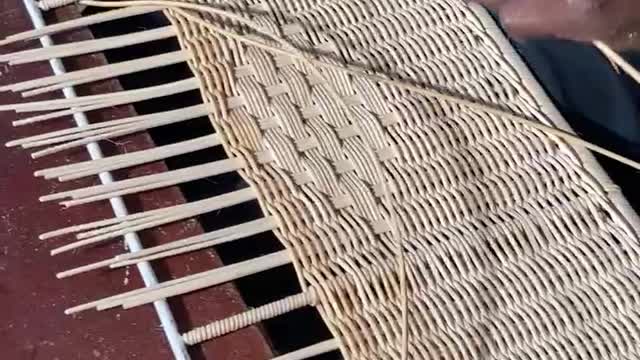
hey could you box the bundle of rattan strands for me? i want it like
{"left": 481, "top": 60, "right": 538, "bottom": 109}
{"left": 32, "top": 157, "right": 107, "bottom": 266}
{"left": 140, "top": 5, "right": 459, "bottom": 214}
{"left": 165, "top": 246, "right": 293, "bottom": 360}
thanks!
{"left": 4, "top": 0, "right": 640, "bottom": 359}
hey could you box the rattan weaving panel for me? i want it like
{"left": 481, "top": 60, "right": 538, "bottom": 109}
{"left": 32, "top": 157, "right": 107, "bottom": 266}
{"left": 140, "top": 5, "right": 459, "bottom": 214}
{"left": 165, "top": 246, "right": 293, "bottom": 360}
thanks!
{"left": 166, "top": 1, "right": 640, "bottom": 358}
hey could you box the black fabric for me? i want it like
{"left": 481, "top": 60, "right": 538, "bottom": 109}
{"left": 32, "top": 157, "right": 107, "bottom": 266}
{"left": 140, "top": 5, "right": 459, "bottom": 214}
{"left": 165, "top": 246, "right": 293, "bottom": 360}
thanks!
{"left": 513, "top": 39, "right": 640, "bottom": 209}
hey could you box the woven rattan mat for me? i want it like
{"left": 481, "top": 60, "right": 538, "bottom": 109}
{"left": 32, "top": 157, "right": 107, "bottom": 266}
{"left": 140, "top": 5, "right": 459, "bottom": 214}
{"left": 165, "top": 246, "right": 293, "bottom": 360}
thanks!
{"left": 163, "top": 0, "right": 640, "bottom": 358}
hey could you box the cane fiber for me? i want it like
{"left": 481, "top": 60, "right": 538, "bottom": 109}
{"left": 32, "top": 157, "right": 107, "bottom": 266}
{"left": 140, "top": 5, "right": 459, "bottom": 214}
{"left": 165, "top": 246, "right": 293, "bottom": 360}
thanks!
{"left": 163, "top": 0, "right": 640, "bottom": 358}
{"left": 9, "top": 0, "right": 640, "bottom": 358}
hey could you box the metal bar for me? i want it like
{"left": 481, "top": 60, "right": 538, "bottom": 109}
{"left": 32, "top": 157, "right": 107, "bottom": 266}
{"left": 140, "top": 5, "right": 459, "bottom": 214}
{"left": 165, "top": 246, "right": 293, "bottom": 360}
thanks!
{"left": 21, "top": 1, "right": 191, "bottom": 359}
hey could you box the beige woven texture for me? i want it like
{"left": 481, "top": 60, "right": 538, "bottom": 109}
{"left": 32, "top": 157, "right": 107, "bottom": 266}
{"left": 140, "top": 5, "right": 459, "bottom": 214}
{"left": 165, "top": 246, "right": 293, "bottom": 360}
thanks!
{"left": 166, "top": 0, "right": 640, "bottom": 358}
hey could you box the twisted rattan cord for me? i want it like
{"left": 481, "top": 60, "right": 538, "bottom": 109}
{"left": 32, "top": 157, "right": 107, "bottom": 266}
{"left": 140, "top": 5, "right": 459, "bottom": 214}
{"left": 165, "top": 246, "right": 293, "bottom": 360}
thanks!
{"left": 183, "top": 290, "right": 318, "bottom": 345}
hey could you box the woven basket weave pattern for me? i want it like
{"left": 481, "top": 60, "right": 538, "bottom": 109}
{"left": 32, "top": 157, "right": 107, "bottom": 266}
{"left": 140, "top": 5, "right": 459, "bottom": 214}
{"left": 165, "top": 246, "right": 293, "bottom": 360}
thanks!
{"left": 166, "top": 0, "right": 640, "bottom": 358}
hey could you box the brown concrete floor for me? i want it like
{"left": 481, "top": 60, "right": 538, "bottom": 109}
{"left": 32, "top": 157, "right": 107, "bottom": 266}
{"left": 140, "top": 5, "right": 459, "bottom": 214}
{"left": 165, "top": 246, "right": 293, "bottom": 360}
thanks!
{"left": 0, "top": 2, "right": 273, "bottom": 359}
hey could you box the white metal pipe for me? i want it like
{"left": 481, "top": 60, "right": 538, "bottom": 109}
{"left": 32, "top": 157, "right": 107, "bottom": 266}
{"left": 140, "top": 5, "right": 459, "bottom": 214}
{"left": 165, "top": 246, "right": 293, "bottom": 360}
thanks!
{"left": 21, "top": 1, "right": 191, "bottom": 359}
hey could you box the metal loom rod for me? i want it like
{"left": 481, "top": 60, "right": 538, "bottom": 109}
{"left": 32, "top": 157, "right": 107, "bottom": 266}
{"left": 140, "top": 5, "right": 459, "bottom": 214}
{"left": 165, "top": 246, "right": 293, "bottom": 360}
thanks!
{"left": 21, "top": 1, "right": 190, "bottom": 358}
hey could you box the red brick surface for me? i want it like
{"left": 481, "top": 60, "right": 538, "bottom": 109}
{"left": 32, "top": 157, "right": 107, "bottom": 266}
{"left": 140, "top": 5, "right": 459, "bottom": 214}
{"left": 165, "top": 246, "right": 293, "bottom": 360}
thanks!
{"left": 0, "top": 2, "right": 272, "bottom": 359}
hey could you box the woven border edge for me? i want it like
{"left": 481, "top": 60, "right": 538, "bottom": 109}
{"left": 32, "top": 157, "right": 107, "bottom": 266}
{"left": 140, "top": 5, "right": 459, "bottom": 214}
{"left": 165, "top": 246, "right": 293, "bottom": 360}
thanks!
{"left": 469, "top": 3, "right": 640, "bottom": 240}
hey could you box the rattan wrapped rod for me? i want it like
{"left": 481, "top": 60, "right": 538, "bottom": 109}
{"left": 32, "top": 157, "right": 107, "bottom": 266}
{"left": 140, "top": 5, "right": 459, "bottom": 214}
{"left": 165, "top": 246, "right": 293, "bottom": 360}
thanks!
{"left": 35, "top": 134, "right": 220, "bottom": 180}
{"left": 183, "top": 290, "right": 318, "bottom": 344}
{"left": 0, "top": 26, "right": 176, "bottom": 64}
